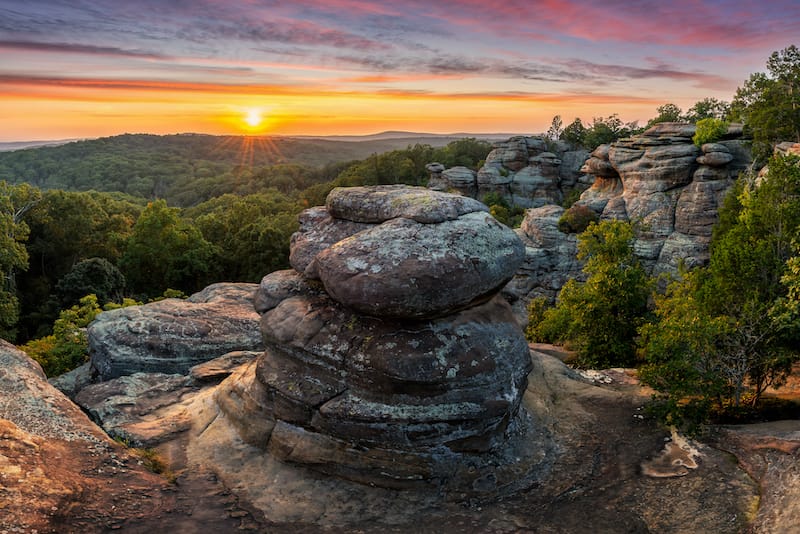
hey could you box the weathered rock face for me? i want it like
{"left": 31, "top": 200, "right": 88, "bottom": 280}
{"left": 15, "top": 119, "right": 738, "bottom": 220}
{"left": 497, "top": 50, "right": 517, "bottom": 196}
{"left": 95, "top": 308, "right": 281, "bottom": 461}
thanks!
{"left": 88, "top": 282, "right": 263, "bottom": 380}
{"left": 429, "top": 136, "right": 590, "bottom": 207}
{"left": 0, "top": 340, "right": 177, "bottom": 532}
{"left": 504, "top": 123, "right": 751, "bottom": 318}
{"left": 216, "top": 185, "right": 539, "bottom": 493}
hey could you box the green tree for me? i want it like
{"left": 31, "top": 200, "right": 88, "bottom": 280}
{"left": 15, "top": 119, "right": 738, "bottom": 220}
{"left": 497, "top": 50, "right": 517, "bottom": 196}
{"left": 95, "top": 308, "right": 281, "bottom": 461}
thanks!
{"left": 16, "top": 190, "right": 140, "bottom": 341}
{"left": 528, "top": 220, "right": 652, "bottom": 367}
{"left": 433, "top": 138, "right": 492, "bottom": 169}
{"left": 0, "top": 181, "right": 41, "bottom": 339}
{"left": 640, "top": 153, "right": 800, "bottom": 425}
{"left": 19, "top": 294, "right": 103, "bottom": 376}
{"left": 730, "top": 45, "right": 800, "bottom": 161}
{"left": 55, "top": 258, "right": 126, "bottom": 308}
{"left": 646, "top": 103, "right": 683, "bottom": 128}
{"left": 692, "top": 118, "right": 729, "bottom": 147}
{"left": 561, "top": 118, "right": 587, "bottom": 147}
{"left": 582, "top": 115, "right": 640, "bottom": 150}
{"left": 187, "top": 192, "right": 298, "bottom": 281}
{"left": 120, "top": 200, "right": 216, "bottom": 297}
{"left": 685, "top": 98, "right": 730, "bottom": 122}
{"left": 546, "top": 115, "right": 564, "bottom": 140}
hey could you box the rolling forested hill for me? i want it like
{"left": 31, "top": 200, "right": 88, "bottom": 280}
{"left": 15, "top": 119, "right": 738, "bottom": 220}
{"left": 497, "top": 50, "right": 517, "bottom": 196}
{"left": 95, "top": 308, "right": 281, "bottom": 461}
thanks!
{"left": 0, "top": 133, "right": 475, "bottom": 206}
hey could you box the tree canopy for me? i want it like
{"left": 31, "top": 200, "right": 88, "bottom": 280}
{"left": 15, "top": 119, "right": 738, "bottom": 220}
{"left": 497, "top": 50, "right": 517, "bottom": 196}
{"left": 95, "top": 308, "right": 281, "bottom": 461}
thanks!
{"left": 639, "top": 153, "right": 800, "bottom": 426}
{"left": 730, "top": 44, "right": 800, "bottom": 160}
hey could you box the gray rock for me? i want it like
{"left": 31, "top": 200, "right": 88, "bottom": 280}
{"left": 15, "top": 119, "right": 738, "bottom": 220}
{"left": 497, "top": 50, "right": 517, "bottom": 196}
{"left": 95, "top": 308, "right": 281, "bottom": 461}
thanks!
{"left": 642, "top": 122, "right": 696, "bottom": 138}
{"left": 89, "top": 282, "right": 263, "bottom": 380}
{"left": 190, "top": 350, "right": 261, "bottom": 383}
{"left": 49, "top": 361, "right": 94, "bottom": 398}
{"left": 440, "top": 165, "right": 478, "bottom": 197}
{"left": 315, "top": 211, "right": 525, "bottom": 318}
{"left": 503, "top": 123, "right": 751, "bottom": 315}
{"left": 75, "top": 372, "right": 195, "bottom": 446}
{"left": 246, "top": 288, "right": 531, "bottom": 454}
{"left": 289, "top": 206, "right": 372, "bottom": 277}
{"left": 326, "top": 185, "right": 487, "bottom": 224}
{"left": 697, "top": 152, "right": 734, "bottom": 166}
{"left": 484, "top": 136, "right": 530, "bottom": 171}
{"left": 701, "top": 142, "right": 730, "bottom": 154}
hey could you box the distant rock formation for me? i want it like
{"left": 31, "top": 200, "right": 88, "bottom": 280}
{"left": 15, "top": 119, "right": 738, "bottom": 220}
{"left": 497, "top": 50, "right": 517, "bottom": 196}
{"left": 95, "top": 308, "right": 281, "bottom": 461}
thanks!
{"left": 215, "top": 185, "right": 547, "bottom": 493}
{"left": 503, "top": 123, "right": 751, "bottom": 320}
{"left": 88, "top": 282, "right": 263, "bottom": 380}
{"left": 427, "top": 136, "right": 591, "bottom": 207}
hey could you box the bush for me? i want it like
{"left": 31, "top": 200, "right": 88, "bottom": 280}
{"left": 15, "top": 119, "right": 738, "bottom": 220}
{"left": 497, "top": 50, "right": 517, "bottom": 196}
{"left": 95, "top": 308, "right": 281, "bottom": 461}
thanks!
{"left": 557, "top": 204, "right": 599, "bottom": 233}
{"left": 532, "top": 220, "right": 653, "bottom": 367}
{"left": 55, "top": 257, "right": 126, "bottom": 308}
{"left": 692, "top": 118, "right": 729, "bottom": 147}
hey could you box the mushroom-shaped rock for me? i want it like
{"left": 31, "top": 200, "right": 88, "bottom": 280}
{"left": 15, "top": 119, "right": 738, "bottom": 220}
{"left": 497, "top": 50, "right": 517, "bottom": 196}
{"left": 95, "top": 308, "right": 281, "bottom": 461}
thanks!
{"left": 315, "top": 211, "right": 525, "bottom": 318}
{"left": 326, "top": 185, "right": 487, "bottom": 224}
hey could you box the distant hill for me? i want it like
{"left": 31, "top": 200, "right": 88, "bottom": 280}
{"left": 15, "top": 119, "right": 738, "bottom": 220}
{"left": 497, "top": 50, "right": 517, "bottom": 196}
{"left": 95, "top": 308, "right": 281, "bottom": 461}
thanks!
{"left": 292, "top": 131, "right": 522, "bottom": 142}
{"left": 0, "top": 132, "right": 498, "bottom": 206}
{"left": 0, "top": 139, "right": 83, "bottom": 152}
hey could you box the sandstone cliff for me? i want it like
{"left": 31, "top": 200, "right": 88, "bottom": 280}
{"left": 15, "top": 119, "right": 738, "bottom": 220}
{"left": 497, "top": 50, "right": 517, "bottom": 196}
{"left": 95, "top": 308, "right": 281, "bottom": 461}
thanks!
{"left": 427, "top": 136, "right": 591, "bottom": 207}
{"left": 501, "top": 123, "right": 751, "bottom": 320}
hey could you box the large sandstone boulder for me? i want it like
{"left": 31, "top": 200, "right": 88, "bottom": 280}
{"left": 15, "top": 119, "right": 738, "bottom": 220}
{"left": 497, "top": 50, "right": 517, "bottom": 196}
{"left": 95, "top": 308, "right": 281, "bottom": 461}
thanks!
{"left": 315, "top": 212, "right": 524, "bottom": 318}
{"left": 89, "top": 282, "right": 263, "bottom": 380}
{"left": 214, "top": 185, "right": 537, "bottom": 493}
{"left": 290, "top": 185, "right": 522, "bottom": 318}
{"left": 0, "top": 341, "right": 176, "bottom": 531}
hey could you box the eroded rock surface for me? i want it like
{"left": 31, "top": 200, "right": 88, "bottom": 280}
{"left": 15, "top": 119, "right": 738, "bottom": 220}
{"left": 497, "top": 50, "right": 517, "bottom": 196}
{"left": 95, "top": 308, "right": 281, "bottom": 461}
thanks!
{"left": 504, "top": 123, "right": 751, "bottom": 317}
{"left": 89, "top": 282, "right": 263, "bottom": 380}
{"left": 428, "top": 136, "right": 591, "bottom": 207}
{"left": 214, "top": 185, "right": 538, "bottom": 493}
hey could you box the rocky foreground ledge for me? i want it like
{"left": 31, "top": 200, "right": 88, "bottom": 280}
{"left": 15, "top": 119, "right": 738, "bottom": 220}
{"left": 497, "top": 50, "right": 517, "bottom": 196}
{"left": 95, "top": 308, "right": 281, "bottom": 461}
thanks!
{"left": 2, "top": 185, "right": 799, "bottom": 532}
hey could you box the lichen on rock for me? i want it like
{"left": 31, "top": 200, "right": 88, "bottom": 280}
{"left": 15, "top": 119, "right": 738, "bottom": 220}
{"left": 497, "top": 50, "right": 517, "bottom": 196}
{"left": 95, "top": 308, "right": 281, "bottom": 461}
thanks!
{"left": 214, "top": 185, "right": 543, "bottom": 494}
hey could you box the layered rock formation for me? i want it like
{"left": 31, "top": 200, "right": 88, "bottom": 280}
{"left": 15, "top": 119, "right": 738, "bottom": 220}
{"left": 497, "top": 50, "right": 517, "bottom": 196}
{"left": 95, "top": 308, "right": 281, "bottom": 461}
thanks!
{"left": 88, "top": 282, "right": 263, "bottom": 380}
{"left": 215, "top": 185, "right": 544, "bottom": 492}
{"left": 504, "top": 123, "right": 751, "bottom": 318}
{"left": 427, "top": 136, "right": 591, "bottom": 207}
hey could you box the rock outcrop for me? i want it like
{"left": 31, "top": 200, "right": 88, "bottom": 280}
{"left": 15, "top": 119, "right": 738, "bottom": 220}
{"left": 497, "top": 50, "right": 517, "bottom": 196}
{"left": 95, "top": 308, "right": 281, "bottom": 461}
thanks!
{"left": 504, "top": 123, "right": 751, "bottom": 318}
{"left": 88, "top": 282, "right": 263, "bottom": 380}
{"left": 427, "top": 136, "right": 591, "bottom": 207}
{"left": 0, "top": 340, "right": 177, "bottom": 532}
{"left": 214, "top": 185, "right": 543, "bottom": 493}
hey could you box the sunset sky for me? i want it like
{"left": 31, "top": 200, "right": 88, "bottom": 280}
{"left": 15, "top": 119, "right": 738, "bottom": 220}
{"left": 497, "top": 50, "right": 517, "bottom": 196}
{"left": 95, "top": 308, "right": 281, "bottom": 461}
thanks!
{"left": 2, "top": 0, "right": 799, "bottom": 141}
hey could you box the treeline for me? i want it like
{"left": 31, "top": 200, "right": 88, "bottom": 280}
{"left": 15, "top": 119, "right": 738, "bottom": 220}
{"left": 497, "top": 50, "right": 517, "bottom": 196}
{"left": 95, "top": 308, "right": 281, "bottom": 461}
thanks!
{"left": 0, "top": 133, "right": 479, "bottom": 207}
{"left": 547, "top": 45, "right": 800, "bottom": 160}
{"left": 0, "top": 138, "right": 492, "bottom": 345}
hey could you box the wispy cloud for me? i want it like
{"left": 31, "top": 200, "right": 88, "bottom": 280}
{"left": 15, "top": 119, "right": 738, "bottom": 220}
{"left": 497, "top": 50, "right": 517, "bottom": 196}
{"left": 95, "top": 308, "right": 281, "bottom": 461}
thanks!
{"left": 180, "top": 18, "right": 392, "bottom": 51}
{"left": 0, "top": 39, "right": 168, "bottom": 59}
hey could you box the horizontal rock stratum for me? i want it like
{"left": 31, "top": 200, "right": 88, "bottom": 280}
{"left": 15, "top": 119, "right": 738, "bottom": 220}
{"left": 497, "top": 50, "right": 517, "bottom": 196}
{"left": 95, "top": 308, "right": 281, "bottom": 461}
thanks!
{"left": 217, "top": 185, "right": 546, "bottom": 492}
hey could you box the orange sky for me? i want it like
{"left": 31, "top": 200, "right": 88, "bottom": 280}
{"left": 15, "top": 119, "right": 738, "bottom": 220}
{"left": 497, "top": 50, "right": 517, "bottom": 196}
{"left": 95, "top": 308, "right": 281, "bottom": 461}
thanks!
{"left": 1, "top": 1, "right": 799, "bottom": 141}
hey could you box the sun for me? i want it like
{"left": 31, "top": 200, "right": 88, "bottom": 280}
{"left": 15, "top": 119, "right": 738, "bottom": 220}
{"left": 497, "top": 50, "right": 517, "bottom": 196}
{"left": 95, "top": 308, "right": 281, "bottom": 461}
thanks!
{"left": 244, "top": 108, "right": 263, "bottom": 128}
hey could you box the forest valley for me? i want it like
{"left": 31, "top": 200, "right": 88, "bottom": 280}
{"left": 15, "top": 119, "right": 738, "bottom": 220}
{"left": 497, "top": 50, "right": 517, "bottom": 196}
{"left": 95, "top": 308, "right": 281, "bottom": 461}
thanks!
{"left": 1, "top": 45, "right": 799, "bottom": 431}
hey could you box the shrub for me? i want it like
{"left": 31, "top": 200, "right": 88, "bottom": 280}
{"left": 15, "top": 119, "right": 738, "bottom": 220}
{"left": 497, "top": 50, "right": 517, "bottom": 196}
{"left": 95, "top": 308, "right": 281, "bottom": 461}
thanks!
{"left": 557, "top": 204, "right": 599, "bottom": 233}
{"left": 692, "top": 118, "right": 729, "bottom": 147}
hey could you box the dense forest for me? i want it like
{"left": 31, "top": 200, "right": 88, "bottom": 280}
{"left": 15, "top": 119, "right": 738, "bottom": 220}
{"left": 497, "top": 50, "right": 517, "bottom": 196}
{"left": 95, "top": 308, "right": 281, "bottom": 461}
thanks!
{"left": 1, "top": 45, "right": 799, "bottom": 431}
{"left": 0, "top": 133, "right": 473, "bottom": 207}
{"left": 0, "top": 136, "right": 493, "bottom": 348}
